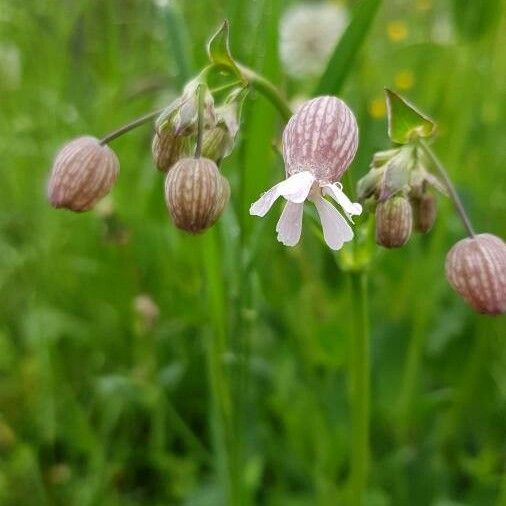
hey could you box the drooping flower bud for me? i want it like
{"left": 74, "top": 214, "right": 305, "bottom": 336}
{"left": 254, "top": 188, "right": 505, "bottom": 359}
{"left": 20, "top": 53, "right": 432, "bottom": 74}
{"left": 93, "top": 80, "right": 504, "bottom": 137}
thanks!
{"left": 445, "top": 233, "right": 506, "bottom": 315}
{"left": 47, "top": 136, "right": 119, "bottom": 212}
{"left": 164, "top": 157, "right": 230, "bottom": 233}
{"left": 412, "top": 191, "right": 437, "bottom": 233}
{"left": 151, "top": 129, "right": 191, "bottom": 172}
{"left": 201, "top": 89, "right": 244, "bottom": 163}
{"left": 375, "top": 195, "right": 413, "bottom": 248}
{"left": 201, "top": 125, "right": 229, "bottom": 163}
{"left": 282, "top": 96, "right": 358, "bottom": 183}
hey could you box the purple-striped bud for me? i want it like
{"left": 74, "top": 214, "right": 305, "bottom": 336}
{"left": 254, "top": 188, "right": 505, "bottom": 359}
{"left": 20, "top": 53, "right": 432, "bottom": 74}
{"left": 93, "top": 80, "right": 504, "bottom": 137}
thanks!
{"left": 164, "top": 158, "right": 230, "bottom": 234}
{"left": 152, "top": 129, "right": 191, "bottom": 172}
{"left": 445, "top": 233, "right": 506, "bottom": 315}
{"left": 282, "top": 96, "right": 358, "bottom": 183}
{"left": 412, "top": 192, "right": 437, "bottom": 233}
{"left": 375, "top": 195, "right": 413, "bottom": 248}
{"left": 47, "top": 136, "right": 119, "bottom": 212}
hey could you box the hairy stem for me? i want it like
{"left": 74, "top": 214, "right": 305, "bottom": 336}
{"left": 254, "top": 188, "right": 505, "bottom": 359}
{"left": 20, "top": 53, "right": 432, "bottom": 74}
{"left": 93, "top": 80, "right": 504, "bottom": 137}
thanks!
{"left": 348, "top": 271, "right": 370, "bottom": 506}
{"left": 419, "top": 140, "right": 476, "bottom": 237}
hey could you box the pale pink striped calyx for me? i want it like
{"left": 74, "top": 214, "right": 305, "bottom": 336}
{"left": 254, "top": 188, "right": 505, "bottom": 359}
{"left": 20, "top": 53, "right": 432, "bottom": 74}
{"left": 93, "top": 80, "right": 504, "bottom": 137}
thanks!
{"left": 47, "top": 136, "right": 119, "bottom": 212}
{"left": 165, "top": 157, "right": 230, "bottom": 234}
{"left": 375, "top": 195, "right": 413, "bottom": 248}
{"left": 152, "top": 129, "right": 191, "bottom": 172}
{"left": 445, "top": 233, "right": 506, "bottom": 315}
{"left": 412, "top": 191, "right": 437, "bottom": 233}
{"left": 250, "top": 96, "right": 362, "bottom": 250}
{"left": 283, "top": 96, "right": 358, "bottom": 182}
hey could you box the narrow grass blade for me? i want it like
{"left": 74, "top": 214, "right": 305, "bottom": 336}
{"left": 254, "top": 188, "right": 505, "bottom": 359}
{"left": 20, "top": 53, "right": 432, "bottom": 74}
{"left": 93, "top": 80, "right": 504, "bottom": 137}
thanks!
{"left": 314, "top": 0, "right": 382, "bottom": 95}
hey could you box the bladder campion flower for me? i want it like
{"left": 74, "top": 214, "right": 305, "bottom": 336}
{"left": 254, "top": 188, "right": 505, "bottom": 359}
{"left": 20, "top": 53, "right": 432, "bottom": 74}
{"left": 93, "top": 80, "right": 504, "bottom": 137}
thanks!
{"left": 445, "top": 234, "right": 506, "bottom": 315}
{"left": 47, "top": 136, "right": 119, "bottom": 212}
{"left": 250, "top": 96, "right": 362, "bottom": 250}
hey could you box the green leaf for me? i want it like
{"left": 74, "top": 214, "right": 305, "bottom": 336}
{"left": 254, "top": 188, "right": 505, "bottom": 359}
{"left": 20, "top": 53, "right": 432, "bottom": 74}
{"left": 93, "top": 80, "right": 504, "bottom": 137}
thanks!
{"left": 314, "top": 0, "right": 382, "bottom": 95}
{"left": 207, "top": 20, "right": 244, "bottom": 81}
{"left": 385, "top": 89, "right": 436, "bottom": 144}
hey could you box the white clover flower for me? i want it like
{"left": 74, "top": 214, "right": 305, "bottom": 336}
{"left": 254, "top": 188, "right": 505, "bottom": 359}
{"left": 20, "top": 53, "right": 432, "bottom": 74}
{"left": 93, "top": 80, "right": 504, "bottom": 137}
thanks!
{"left": 279, "top": 2, "right": 349, "bottom": 79}
{"left": 250, "top": 96, "right": 362, "bottom": 250}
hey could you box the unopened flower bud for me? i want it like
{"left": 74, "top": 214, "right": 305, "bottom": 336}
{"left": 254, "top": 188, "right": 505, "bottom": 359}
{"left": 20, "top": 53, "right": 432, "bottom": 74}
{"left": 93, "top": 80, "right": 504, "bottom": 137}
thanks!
{"left": 173, "top": 79, "right": 215, "bottom": 135}
{"left": 445, "top": 233, "right": 506, "bottom": 315}
{"left": 47, "top": 136, "right": 119, "bottom": 212}
{"left": 375, "top": 195, "right": 413, "bottom": 248}
{"left": 151, "top": 129, "right": 191, "bottom": 172}
{"left": 412, "top": 192, "right": 437, "bottom": 233}
{"left": 201, "top": 125, "right": 231, "bottom": 163}
{"left": 164, "top": 157, "right": 229, "bottom": 233}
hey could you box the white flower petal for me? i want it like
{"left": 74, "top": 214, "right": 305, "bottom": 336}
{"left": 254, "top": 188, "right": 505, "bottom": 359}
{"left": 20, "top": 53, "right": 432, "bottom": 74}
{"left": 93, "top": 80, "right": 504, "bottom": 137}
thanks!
{"left": 276, "top": 202, "right": 304, "bottom": 247}
{"left": 250, "top": 185, "right": 283, "bottom": 217}
{"left": 313, "top": 196, "right": 353, "bottom": 250}
{"left": 250, "top": 171, "right": 315, "bottom": 217}
{"left": 323, "top": 183, "right": 362, "bottom": 219}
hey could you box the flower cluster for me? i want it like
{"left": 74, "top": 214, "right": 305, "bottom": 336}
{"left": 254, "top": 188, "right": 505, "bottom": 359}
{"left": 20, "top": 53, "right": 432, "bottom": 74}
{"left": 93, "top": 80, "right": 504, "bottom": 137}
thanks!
{"left": 354, "top": 89, "right": 506, "bottom": 315}
{"left": 45, "top": 20, "right": 505, "bottom": 317}
{"left": 47, "top": 79, "right": 242, "bottom": 234}
{"left": 357, "top": 145, "right": 444, "bottom": 248}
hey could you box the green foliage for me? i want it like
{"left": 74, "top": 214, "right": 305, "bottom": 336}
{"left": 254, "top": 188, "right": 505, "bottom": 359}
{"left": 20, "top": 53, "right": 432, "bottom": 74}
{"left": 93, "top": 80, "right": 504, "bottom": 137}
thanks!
{"left": 315, "top": 0, "right": 382, "bottom": 95}
{"left": 0, "top": 0, "right": 505, "bottom": 505}
{"left": 385, "top": 89, "right": 435, "bottom": 144}
{"left": 207, "top": 20, "right": 244, "bottom": 82}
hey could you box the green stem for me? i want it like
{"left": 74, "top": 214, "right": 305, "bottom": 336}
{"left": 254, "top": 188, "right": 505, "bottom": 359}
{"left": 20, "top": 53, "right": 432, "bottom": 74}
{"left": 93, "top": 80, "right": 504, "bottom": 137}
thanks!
{"left": 202, "top": 230, "right": 241, "bottom": 505}
{"left": 237, "top": 64, "right": 292, "bottom": 121}
{"left": 348, "top": 271, "right": 370, "bottom": 506}
{"left": 396, "top": 307, "right": 429, "bottom": 440}
{"left": 419, "top": 140, "right": 476, "bottom": 237}
{"left": 97, "top": 61, "right": 292, "bottom": 149}
{"left": 194, "top": 84, "right": 205, "bottom": 158}
{"left": 99, "top": 109, "right": 163, "bottom": 145}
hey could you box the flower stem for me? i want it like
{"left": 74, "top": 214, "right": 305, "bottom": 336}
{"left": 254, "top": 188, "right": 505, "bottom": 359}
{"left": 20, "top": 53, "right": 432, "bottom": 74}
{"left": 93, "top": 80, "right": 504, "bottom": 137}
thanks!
{"left": 194, "top": 84, "right": 206, "bottom": 158}
{"left": 98, "top": 109, "right": 163, "bottom": 145}
{"left": 237, "top": 64, "right": 292, "bottom": 121}
{"left": 202, "top": 230, "right": 241, "bottom": 505}
{"left": 348, "top": 270, "right": 370, "bottom": 506}
{"left": 419, "top": 140, "right": 476, "bottom": 237}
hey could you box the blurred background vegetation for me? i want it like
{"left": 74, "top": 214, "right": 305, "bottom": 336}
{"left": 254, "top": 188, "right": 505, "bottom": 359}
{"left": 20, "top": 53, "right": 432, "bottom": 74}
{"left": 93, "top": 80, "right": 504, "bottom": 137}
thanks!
{"left": 0, "top": 0, "right": 505, "bottom": 504}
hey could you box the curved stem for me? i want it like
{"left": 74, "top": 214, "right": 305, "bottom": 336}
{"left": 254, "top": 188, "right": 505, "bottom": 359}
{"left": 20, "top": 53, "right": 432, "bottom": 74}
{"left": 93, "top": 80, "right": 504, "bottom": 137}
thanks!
{"left": 237, "top": 64, "right": 293, "bottom": 121}
{"left": 97, "top": 61, "right": 292, "bottom": 148}
{"left": 348, "top": 271, "right": 370, "bottom": 506}
{"left": 419, "top": 140, "right": 475, "bottom": 237}
{"left": 99, "top": 109, "right": 163, "bottom": 145}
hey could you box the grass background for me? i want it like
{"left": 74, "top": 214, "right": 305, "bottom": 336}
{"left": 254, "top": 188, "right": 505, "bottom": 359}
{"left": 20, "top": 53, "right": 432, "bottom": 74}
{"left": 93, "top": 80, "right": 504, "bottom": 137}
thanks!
{"left": 0, "top": 0, "right": 505, "bottom": 504}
